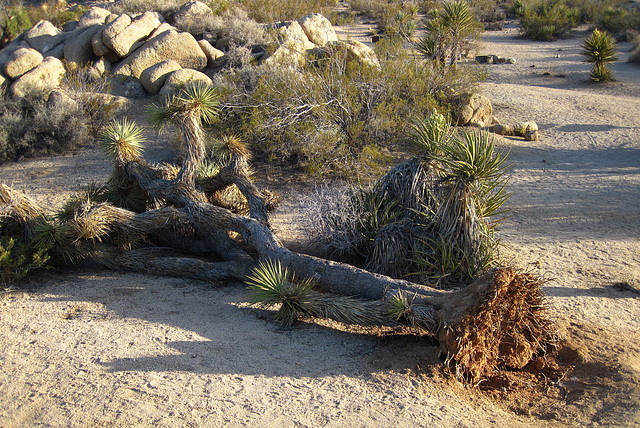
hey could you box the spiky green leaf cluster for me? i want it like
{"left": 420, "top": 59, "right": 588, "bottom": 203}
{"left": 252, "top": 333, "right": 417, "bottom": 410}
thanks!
{"left": 100, "top": 118, "right": 144, "bottom": 165}
{"left": 408, "top": 110, "right": 451, "bottom": 159}
{"left": 581, "top": 29, "right": 618, "bottom": 82}
{"left": 149, "top": 83, "right": 221, "bottom": 129}
{"left": 247, "top": 259, "right": 316, "bottom": 325}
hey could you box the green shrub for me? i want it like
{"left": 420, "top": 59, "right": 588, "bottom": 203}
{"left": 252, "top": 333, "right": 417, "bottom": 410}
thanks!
{"left": 0, "top": 234, "right": 50, "bottom": 288}
{"left": 519, "top": 0, "right": 579, "bottom": 40}
{"left": 214, "top": 36, "right": 477, "bottom": 180}
{"left": 581, "top": 28, "right": 618, "bottom": 82}
{"left": 1, "top": 6, "right": 31, "bottom": 44}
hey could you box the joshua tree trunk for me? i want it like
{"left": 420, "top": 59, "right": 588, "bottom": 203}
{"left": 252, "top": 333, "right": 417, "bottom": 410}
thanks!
{"left": 0, "top": 85, "right": 556, "bottom": 386}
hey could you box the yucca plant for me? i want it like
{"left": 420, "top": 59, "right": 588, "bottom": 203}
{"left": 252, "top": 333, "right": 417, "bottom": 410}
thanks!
{"left": 416, "top": 1, "right": 480, "bottom": 73}
{"left": 247, "top": 259, "right": 389, "bottom": 326}
{"left": 582, "top": 29, "right": 618, "bottom": 82}
{"left": 100, "top": 118, "right": 145, "bottom": 166}
{"left": 149, "top": 84, "right": 221, "bottom": 186}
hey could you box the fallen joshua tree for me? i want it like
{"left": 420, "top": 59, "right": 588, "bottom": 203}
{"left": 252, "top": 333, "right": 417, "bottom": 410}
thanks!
{"left": 0, "top": 84, "right": 558, "bottom": 386}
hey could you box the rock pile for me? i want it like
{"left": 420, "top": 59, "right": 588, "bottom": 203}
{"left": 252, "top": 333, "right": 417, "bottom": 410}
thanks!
{"left": 0, "top": 3, "right": 380, "bottom": 99}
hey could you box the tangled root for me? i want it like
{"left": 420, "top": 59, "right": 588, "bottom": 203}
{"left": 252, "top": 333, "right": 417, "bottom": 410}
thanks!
{"left": 439, "top": 267, "right": 558, "bottom": 385}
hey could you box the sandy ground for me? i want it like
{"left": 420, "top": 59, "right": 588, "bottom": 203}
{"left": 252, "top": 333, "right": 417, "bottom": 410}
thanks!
{"left": 1, "top": 22, "right": 640, "bottom": 427}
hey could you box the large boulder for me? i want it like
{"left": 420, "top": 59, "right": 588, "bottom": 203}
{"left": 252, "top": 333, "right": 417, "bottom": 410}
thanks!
{"left": 299, "top": 13, "right": 338, "bottom": 47}
{"left": 172, "top": 1, "right": 212, "bottom": 33}
{"left": 263, "top": 21, "right": 317, "bottom": 68}
{"left": 112, "top": 30, "right": 207, "bottom": 79}
{"left": 0, "top": 40, "right": 30, "bottom": 72}
{"left": 452, "top": 93, "right": 493, "bottom": 127}
{"left": 323, "top": 40, "right": 381, "bottom": 70}
{"left": 274, "top": 20, "right": 316, "bottom": 51}
{"left": 9, "top": 56, "right": 66, "bottom": 97}
{"left": 197, "top": 39, "right": 225, "bottom": 68}
{"left": 140, "top": 59, "right": 182, "bottom": 94}
{"left": 23, "top": 20, "right": 65, "bottom": 54}
{"left": 158, "top": 68, "right": 212, "bottom": 98}
{"left": 77, "top": 7, "right": 113, "bottom": 29}
{"left": 64, "top": 24, "right": 103, "bottom": 67}
{"left": 3, "top": 47, "right": 43, "bottom": 79}
{"left": 103, "top": 11, "right": 162, "bottom": 58}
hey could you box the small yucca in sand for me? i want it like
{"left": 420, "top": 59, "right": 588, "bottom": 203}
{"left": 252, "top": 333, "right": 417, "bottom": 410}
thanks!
{"left": 582, "top": 29, "right": 618, "bottom": 82}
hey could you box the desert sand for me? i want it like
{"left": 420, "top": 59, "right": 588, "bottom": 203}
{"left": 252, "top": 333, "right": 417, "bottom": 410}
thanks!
{"left": 0, "top": 21, "right": 639, "bottom": 427}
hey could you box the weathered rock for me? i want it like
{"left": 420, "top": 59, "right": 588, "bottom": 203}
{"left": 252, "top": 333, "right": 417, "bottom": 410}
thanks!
{"left": 299, "top": 13, "right": 338, "bottom": 47}
{"left": 112, "top": 30, "right": 207, "bottom": 79}
{"left": 323, "top": 40, "right": 381, "bottom": 70}
{"left": 64, "top": 24, "right": 103, "bottom": 67}
{"left": 452, "top": 93, "right": 493, "bottom": 126}
{"left": 274, "top": 20, "right": 316, "bottom": 51}
{"left": 140, "top": 59, "right": 182, "bottom": 94}
{"left": 77, "top": 7, "right": 112, "bottom": 29}
{"left": 494, "top": 121, "right": 539, "bottom": 141}
{"left": 88, "top": 57, "right": 111, "bottom": 79}
{"left": 92, "top": 27, "right": 111, "bottom": 56}
{"left": 102, "top": 14, "right": 131, "bottom": 45}
{"left": 3, "top": 47, "right": 44, "bottom": 79}
{"left": 47, "top": 89, "right": 79, "bottom": 111}
{"left": 9, "top": 56, "right": 66, "bottom": 97}
{"left": 159, "top": 68, "right": 212, "bottom": 98}
{"left": 103, "top": 11, "right": 162, "bottom": 58}
{"left": 44, "top": 43, "right": 65, "bottom": 59}
{"left": 148, "top": 23, "right": 175, "bottom": 40}
{"left": 23, "top": 20, "right": 65, "bottom": 53}
{"left": 0, "top": 40, "right": 30, "bottom": 72}
{"left": 63, "top": 20, "right": 78, "bottom": 32}
{"left": 262, "top": 39, "right": 308, "bottom": 68}
{"left": 198, "top": 39, "right": 225, "bottom": 68}
{"left": 172, "top": 0, "right": 212, "bottom": 33}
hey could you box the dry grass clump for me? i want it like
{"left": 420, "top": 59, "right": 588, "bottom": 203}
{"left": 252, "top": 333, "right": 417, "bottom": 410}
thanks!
{"left": 234, "top": 0, "right": 336, "bottom": 23}
{"left": 439, "top": 267, "right": 558, "bottom": 385}
{"left": 0, "top": 90, "right": 91, "bottom": 163}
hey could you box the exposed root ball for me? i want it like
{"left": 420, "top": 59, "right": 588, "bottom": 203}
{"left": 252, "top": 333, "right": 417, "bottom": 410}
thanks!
{"left": 439, "top": 267, "right": 557, "bottom": 385}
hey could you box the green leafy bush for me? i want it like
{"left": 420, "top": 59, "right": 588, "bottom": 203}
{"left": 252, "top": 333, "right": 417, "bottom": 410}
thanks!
{"left": 1, "top": 6, "right": 31, "bottom": 45}
{"left": 519, "top": 0, "right": 579, "bottom": 40}
{"left": 0, "top": 233, "right": 50, "bottom": 288}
